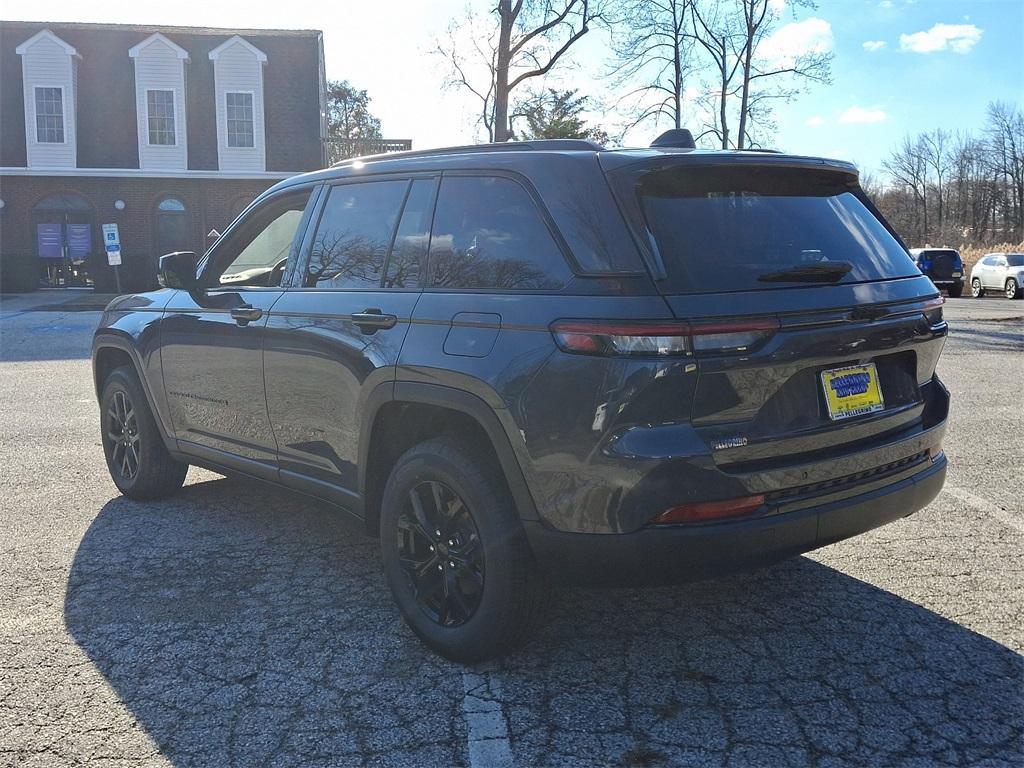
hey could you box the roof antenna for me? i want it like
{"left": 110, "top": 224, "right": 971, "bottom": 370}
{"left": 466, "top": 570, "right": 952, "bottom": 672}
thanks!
{"left": 651, "top": 129, "right": 696, "bottom": 149}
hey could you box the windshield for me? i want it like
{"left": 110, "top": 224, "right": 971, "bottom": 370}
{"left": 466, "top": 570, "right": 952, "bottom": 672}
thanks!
{"left": 633, "top": 165, "right": 920, "bottom": 293}
{"left": 1007, "top": 254, "right": 1024, "bottom": 267}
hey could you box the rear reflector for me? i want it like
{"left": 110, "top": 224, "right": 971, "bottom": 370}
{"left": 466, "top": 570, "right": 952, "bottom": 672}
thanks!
{"left": 650, "top": 494, "right": 766, "bottom": 524}
{"left": 551, "top": 318, "right": 779, "bottom": 357}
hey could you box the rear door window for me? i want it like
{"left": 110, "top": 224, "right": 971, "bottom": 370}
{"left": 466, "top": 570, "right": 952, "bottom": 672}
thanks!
{"left": 427, "top": 175, "right": 571, "bottom": 290}
{"left": 305, "top": 180, "right": 408, "bottom": 289}
{"left": 629, "top": 165, "right": 920, "bottom": 294}
{"left": 383, "top": 178, "right": 437, "bottom": 289}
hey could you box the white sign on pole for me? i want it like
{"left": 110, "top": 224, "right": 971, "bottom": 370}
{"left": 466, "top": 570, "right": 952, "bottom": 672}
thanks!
{"left": 102, "top": 223, "right": 122, "bottom": 266}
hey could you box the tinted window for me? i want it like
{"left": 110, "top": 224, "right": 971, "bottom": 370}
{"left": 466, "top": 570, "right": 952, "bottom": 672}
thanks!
{"left": 306, "top": 181, "right": 408, "bottom": 289}
{"left": 635, "top": 166, "right": 920, "bottom": 294}
{"left": 384, "top": 179, "right": 436, "bottom": 288}
{"left": 218, "top": 190, "right": 311, "bottom": 287}
{"left": 1007, "top": 255, "right": 1024, "bottom": 267}
{"left": 428, "top": 176, "right": 570, "bottom": 290}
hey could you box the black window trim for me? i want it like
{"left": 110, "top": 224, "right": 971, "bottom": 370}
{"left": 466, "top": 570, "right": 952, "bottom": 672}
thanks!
{"left": 422, "top": 169, "right": 580, "bottom": 295}
{"left": 289, "top": 172, "right": 440, "bottom": 293}
{"left": 198, "top": 183, "right": 322, "bottom": 292}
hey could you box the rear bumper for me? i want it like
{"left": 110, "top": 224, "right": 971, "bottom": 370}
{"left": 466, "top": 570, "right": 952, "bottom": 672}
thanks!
{"left": 524, "top": 455, "right": 946, "bottom": 586}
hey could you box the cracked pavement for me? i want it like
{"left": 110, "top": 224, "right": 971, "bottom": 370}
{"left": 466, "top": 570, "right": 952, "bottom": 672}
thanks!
{"left": 0, "top": 292, "right": 1021, "bottom": 767}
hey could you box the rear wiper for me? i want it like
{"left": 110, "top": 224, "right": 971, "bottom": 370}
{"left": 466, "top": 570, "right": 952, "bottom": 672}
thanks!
{"left": 757, "top": 262, "right": 853, "bottom": 283}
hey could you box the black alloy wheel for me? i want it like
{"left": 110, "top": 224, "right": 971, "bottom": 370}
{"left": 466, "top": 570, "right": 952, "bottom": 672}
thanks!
{"left": 396, "top": 480, "right": 485, "bottom": 627}
{"left": 106, "top": 388, "right": 141, "bottom": 481}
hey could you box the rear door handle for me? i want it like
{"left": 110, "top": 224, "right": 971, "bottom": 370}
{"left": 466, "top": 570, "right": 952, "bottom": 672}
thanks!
{"left": 230, "top": 306, "right": 263, "bottom": 326}
{"left": 351, "top": 308, "right": 397, "bottom": 333}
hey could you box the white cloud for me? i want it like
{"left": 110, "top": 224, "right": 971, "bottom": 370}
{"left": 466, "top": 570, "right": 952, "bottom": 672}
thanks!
{"left": 862, "top": 40, "right": 887, "bottom": 52}
{"left": 805, "top": 115, "right": 825, "bottom": 127}
{"left": 879, "top": 0, "right": 893, "bottom": 7}
{"left": 761, "top": 18, "right": 834, "bottom": 66}
{"left": 839, "top": 106, "right": 888, "bottom": 124}
{"left": 899, "top": 23, "right": 983, "bottom": 54}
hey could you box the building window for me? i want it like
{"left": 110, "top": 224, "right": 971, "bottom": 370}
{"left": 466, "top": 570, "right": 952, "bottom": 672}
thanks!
{"left": 147, "top": 90, "right": 176, "bottom": 146}
{"left": 34, "top": 87, "right": 65, "bottom": 143}
{"left": 225, "top": 92, "right": 254, "bottom": 148}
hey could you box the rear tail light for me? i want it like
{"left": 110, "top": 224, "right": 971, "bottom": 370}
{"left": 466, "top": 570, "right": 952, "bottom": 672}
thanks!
{"left": 551, "top": 318, "right": 779, "bottom": 357}
{"left": 923, "top": 296, "right": 945, "bottom": 325}
{"left": 650, "top": 494, "right": 766, "bottom": 525}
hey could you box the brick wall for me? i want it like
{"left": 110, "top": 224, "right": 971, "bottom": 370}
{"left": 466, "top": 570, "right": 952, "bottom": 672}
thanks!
{"left": 0, "top": 175, "right": 275, "bottom": 292}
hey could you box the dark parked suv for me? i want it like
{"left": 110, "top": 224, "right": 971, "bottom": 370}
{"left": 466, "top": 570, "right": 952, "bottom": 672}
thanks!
{"left": 92, "top": 132, "right": 949, "bottom": 661}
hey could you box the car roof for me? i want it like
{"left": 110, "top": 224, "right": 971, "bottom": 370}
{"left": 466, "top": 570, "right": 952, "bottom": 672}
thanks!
{"left": 265, "top": 141, "right": 860, "bottom": 196}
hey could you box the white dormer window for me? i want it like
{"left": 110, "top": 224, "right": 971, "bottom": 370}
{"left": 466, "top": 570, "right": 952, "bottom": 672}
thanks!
{"left": 209, "top": 36, "right": 267, "bottom": 171}
{"left": 35, "top": 87, "right": 66, "bottom": 143}
{"left": 146, "top": 89, "right": 177, "bottom": 145}
{"left": 226, "top": 92, "right": 255, "bottom": 147}
{"left": 129, "top": 33, "right": 188, "bottom": 170}
{"left": 16, "top": 30, "right": 79, "bottom": 168}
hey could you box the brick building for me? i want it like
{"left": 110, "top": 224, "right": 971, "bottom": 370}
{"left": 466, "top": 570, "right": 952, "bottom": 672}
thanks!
{"left": 0, "top": 21, "right": 327, "bottom": 292}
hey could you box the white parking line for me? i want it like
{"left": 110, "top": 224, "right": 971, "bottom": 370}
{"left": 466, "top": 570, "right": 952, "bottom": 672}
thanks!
{"left": 462, "top": 668, "right": 514, "bottom": 768}
{"left": 943, "top": 486, "right": 1023, "bottom": 532}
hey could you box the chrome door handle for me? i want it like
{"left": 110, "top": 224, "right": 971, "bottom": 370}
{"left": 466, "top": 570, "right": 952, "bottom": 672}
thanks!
{"left": 230, "top": 306, "right": 263, "bottom": 326}
{"left": 351, "top": 308, "right": 397, "bottom": 333}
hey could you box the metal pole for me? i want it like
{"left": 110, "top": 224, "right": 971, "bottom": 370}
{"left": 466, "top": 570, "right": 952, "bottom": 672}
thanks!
{"left": 113, "top": 264, "right": 122, "bottom": 294}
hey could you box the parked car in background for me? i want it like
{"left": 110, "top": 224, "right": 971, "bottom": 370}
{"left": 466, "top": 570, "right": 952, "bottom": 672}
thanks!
{"left": 970, "top": 252, "right": 1024, "bottom": 299}
{"left": 91, "top": 133, "right": 950, "bottom": 661}
{"left": 910, "top": 248, "right": 965, "bottom": 297}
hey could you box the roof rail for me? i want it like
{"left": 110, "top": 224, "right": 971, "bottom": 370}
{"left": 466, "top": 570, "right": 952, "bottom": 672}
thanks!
{"left": 331, "top": 138, "right": 604, "bottom": 167}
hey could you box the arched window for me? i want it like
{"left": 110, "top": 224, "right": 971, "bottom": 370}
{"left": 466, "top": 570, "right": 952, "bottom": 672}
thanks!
{"left": 153, "top": 196, "right": 190, "bottom": 257}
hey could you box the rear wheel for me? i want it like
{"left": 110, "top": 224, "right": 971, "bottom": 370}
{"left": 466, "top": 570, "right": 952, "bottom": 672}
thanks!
{"left": 947, "top": 283, "right": 963, "bottom": 298}
{"left": 101, "top": 366, "right": 188, "bottom": 499}
{"left": 380, "top": 438, "right": 548, "bottom": 662}
{"left": 971, "top": 278, "right": 985, "bottom": 298}
{"left": 1006, "top": 278, "right": 1021, "bottom": 300}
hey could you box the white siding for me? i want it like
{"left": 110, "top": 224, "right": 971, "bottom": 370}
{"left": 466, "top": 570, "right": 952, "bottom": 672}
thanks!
{"left": 132, "top": 38, "right": 188, "bottom": 170}
{"left": 19, "top": 36, "right": 76, "bottom": 169}
{"left": 212, "top": 43, "right": 266, "bottom": 171}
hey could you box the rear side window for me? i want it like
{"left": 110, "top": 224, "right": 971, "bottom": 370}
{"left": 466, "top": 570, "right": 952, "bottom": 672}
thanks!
{"left": 384, "top": 178, "right": 436, "bottom": 288}
{"left": 428, "top": 176, "right": 571, "bottom": 290}
{"left": 305, "top": 180, "right": 408, "bottom": 289}
{"left": 1007, "top": 255, "right": 1024, "bottom": 267}
{"left": 633, "top": 165, "right": 920, "bottom": 294}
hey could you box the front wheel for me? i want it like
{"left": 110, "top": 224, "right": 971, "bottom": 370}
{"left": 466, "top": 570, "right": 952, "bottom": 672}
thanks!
{"left": 380, "top": 438, "right": 549, "bottom": 662}
{"left": 1006, "top": 278, "right": 1022, "bottom": 300}
{"left": 101, "top": 366, "right": 188, "bottom": 499}
{"left": 971, "top": 278, "right": 985, "bottom": 298}
{"left": 947, "top": 283, "right": 964, "bottom": 298}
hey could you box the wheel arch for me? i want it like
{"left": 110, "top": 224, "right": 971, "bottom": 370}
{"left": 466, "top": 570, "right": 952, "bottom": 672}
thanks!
{"left": 92, "top": 333, "right": 176, "bottom": 451}
{"left": 359, "top": 382, "right": 540, "bottom": 536}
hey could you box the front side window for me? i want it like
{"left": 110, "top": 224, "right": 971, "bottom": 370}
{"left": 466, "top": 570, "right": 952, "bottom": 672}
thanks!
{"left": 147, "top": 90, "right": 176, "bottom": 145}
{"left": 428, "top": 176, "right": 570, "bottom": 290}
{"left": 226, "top": 92, "right": 255, "bottom": 148}
{"left": 305, "top": 181, "right": 408, "bottom": 289}
{"left": 216, "top": 190, "right": 311, "bottom": 287}
{"left": 34, "top": 87, "right": 64, "bottom": 143}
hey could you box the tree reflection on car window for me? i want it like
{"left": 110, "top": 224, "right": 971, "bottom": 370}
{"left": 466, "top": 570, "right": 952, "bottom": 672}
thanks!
{"left": 428, "top": 176, "right": 570, "bottom": 290}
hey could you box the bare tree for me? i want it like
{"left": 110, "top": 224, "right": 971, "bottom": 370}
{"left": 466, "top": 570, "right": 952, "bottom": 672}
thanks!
{"left": 606, "top": 0, "right": 694, "bottom": 132}
{"left": 686, "top": 0, "right": 830, "bottom": 148}
{"left": 437, "top": 0, "right": 604, "bottom": 142}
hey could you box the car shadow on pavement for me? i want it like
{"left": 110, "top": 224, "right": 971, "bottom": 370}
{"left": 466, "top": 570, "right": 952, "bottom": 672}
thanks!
{"left": 65, "top": 476, "right": 1023, "bottom": 768}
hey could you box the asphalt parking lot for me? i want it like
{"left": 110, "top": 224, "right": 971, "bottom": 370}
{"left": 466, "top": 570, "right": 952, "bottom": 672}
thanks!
{"left": 1, "top": 291, "right": 1022, "bottom": 768}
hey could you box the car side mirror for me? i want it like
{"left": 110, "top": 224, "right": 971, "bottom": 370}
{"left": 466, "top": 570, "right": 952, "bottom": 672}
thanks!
{"left": 158, "top": 251, "right": 199, "bottom": 291}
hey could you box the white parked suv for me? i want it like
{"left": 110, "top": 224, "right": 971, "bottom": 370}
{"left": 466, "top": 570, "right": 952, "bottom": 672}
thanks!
{"left": 970, "top": 252, "right": 1024, "bottom": 299}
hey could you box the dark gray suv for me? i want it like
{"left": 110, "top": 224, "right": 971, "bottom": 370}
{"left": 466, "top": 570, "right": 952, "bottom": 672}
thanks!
{"left": 92, "top": 133, "right": 950, "bottom": 661}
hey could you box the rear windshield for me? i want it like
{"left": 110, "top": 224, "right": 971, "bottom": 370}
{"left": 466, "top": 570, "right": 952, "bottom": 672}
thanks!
{"left": 633, "top": 165, "right": 919, "bottom": 293}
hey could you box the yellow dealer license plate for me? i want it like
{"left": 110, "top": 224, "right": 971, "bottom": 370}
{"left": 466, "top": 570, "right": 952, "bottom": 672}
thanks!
{"left": 821, "top": 363, "right": 885, "bottom": 421}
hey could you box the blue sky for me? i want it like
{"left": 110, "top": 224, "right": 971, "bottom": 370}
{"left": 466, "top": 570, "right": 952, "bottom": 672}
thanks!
{"left": 5, "top": 0, "right": 1022, "bottom": 175}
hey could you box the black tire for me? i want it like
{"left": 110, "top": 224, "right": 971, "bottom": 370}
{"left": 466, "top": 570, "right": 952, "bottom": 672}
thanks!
{"left": 947, "top": 283, "right": 963, "bottom": 298}
{"left": 1006, "top": 278, "right": 1021, "bottom": 300}
{"left": 380, "top": 438, "right": 549, "bottom": 663}
{"left": 971, "top": 278, "right": 985, "bottom": 298}
{"left": 100, "top": 366, "right": 188, "bottom": 500}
